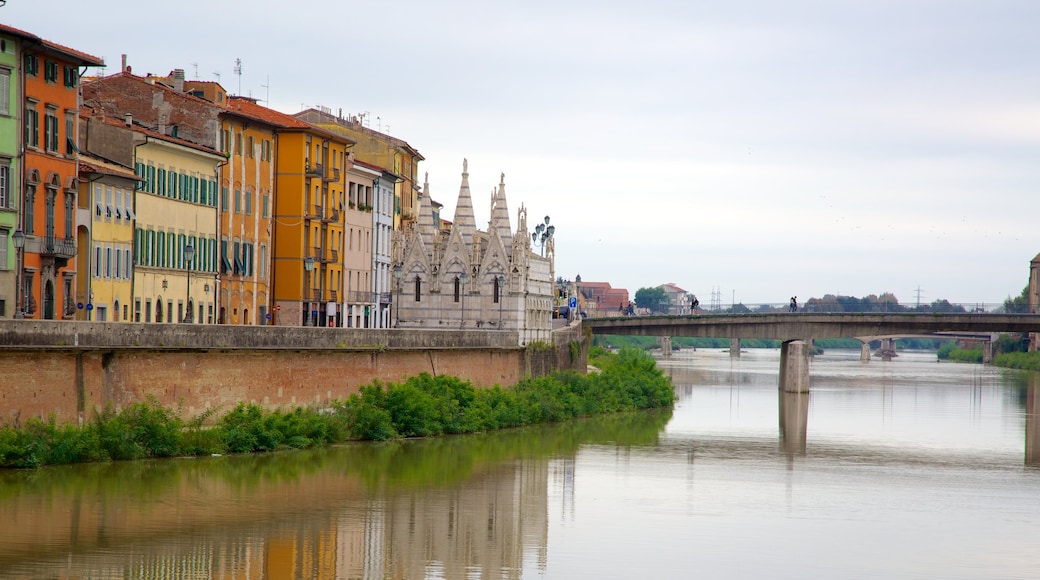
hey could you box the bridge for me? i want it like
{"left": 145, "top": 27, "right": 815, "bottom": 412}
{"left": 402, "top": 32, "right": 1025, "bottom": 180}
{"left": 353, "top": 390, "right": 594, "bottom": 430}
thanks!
{"left": 584, "top": 313, "right": 1040, "bottom": 391}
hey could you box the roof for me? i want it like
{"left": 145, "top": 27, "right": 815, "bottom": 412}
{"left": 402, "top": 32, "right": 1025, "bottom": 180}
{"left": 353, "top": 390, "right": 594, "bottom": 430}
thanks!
{"left": 0, "top": 24, "right": 104, "bottom": 66}
{"left": 229, "top": 98, "right": 354, "bottom": 144}
{"left": 78, "top": 154, "right": 138, "bottom": 181}
{"left": 295, "top": 108, "right": 422, "bottom": 159}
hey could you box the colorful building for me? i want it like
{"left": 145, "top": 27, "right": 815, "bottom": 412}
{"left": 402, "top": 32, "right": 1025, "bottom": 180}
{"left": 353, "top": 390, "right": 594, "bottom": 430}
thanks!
{"left": 76, "top": 149, "right": 138, "bottom": 322}
{"left": 342, "top": 155, "right": 378, "bottom": 328}
{"left": 16, "top": 29, "right": 103, "bottom": 319}
{"left": 131, "top": 123, "right": 222, "bottom": 324}
{"left": 0, "top": 26, "right": 22, "bottom": 318}
{"left": 295, "top": 109, "right": 423, "bottom": 230}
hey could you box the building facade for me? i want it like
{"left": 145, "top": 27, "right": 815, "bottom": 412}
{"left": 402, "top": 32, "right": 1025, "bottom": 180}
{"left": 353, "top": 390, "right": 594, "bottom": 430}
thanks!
{"left": 18, "top": 32, "right": 103, "bottom": 319}
{"left": 0, "top": 27, "right": 22, "bottom": 318}
{"left": 396, "top": 160, "right": 553, "bottom": 345}
{"left": 342, "top": 156, "right": 378, "bottom": 328}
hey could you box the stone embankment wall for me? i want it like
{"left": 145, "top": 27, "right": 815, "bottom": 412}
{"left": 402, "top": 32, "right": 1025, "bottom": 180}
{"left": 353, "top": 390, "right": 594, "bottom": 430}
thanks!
{"left": 0, "top": 320, "right": 588, "bottom": 426}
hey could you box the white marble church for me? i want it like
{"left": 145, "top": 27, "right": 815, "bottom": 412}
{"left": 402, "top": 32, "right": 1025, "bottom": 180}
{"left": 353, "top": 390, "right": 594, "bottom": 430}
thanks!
{"left": 393, "top": 160, "right": 555, "bottom": 345}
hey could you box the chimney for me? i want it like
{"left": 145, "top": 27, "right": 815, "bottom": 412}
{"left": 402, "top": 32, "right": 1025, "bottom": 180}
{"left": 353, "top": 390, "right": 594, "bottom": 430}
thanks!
{"left": 124, "top": 113, "right": 132, "bottom": 127}
{"left": 171, "top": 68, "right": 185, "bottom": 92}
{"left": 121, "top": 54, "right": 127, "bottom": 73}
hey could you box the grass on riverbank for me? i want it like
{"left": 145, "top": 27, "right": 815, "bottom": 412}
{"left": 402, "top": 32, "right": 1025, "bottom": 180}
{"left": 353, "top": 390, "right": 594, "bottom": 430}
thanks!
{"left": 0, "top": 347, "right": 673, "bottom": 469}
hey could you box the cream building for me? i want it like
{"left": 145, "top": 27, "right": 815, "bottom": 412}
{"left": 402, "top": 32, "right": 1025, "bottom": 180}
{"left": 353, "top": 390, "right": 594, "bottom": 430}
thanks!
{"left": 395, "top": 160, "right": 553, "bottom": 345}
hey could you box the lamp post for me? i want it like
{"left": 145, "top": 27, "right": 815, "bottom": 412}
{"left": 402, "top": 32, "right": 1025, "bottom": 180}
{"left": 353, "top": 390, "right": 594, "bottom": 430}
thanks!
{"left": 183, "top": 243, "right": 195, "bottom": 323}
{"left": 303, "top": 256, "right": 315, "bottom": 326}
{"left": 392, "top": 263, "right": 403, "bottom": 328}
{"left": 12, "top": 229, "right": 24, "bottom": 319}
{"left": 203, "top": 283, "right": 210, "bottom": 324}
{"left": 459, "top": 272, "right": 468, "bottom": 329}
{"left": 575, "top": 273, "right": 581, "bottom": 319}
{"left": 531, "top": 215, "right": 554, "bottom": 256}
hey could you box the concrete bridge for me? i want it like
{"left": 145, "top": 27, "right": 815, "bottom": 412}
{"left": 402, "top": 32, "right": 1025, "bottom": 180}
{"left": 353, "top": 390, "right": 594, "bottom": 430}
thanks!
{"left": 584, "top": 313, "right": 1040, "bottom": 391}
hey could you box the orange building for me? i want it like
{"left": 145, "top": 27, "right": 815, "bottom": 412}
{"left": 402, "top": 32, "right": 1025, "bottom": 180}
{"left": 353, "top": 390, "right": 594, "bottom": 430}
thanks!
{"left": 226, "top": 98, "right": 354, "bottom": 326}
{"left": 18, "top": 34, "right": 103, "bottom": 318}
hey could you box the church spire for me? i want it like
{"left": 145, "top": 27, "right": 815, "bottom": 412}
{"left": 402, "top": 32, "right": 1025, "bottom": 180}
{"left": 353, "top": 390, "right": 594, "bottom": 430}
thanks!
{"left": 490, "top": 171, "right": 513, "bottom": 255}
{"left": 417, "top": 171, "right": 436, "bottom": 246}
{"left": 452, "top": 158, "right": 477, "bottom": 249}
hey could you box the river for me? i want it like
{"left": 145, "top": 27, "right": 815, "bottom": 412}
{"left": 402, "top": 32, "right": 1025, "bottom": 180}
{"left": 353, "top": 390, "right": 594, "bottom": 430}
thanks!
{"left": 3, "top": 348, "right": 1040, "bottom": 579}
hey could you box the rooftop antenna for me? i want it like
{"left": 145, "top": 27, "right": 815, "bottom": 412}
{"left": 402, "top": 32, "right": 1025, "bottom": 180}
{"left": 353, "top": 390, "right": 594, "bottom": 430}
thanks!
{"left": 191, "top": 62, "right": 199, "bottom": 80}
{"left": 260, "top": 74, "right": 270, "bottom": 105}
{"left": 213, "top": 71, "right": 221, "bottom": 83}
{"left": 234, "top": 58, "right": 242, "bottom": 95}
{"left": 376, "top": 116, "right": 381, "bottom": 131}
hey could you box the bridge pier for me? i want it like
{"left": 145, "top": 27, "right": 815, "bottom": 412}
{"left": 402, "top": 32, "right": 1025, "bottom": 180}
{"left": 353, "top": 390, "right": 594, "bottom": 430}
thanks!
{"left": 658, "top": 336, "right": 672, "bottom": 358}
{"left": 860, "top": 342, "right": 871, "bottom": 362}
{"left": 983, "top": 339, "right": 994, "bottom": 364}
{"left": 779, "top": 340, "right": 811, "bottom": 393}
{"left": 730, "top": 338, "right": 741, "bottom": 358}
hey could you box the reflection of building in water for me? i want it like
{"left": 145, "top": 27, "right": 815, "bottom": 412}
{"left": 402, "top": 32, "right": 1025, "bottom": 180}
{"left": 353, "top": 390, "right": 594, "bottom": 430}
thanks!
{"left": 375, "top": 459, "right": 548, "bottom": 580}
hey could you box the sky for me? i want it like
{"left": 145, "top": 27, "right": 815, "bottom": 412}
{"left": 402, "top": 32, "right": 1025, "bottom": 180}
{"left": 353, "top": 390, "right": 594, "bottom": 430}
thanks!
{"left": 4, "top": 0, "right": 1039, "bottom": 307}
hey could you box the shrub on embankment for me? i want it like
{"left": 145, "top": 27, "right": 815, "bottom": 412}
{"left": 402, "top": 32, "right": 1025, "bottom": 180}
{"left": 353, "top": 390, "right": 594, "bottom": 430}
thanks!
{"left": 937, "top": 342, "right": 983, "bottom": 363}
{"left": 0, "top": 348, "right": 673, "bottom": 468}
{"left": 993, "top": 351, "right": 1040, "bottom": 371}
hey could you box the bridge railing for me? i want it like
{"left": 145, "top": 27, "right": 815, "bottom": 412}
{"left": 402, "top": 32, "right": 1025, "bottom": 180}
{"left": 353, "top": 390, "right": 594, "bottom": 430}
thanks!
{"left": 682, "top": 302, "right": 1012, "bottom": 315}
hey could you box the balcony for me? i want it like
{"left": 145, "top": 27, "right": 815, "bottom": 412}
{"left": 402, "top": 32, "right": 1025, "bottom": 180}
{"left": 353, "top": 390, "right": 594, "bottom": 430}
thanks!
{"left": 305, "top": 163, "right": 322, "bottom": 178}
{"left": 329, "top": 290, "right": 338, "bottom": 302}
{"left": 323, "top": 167, "right": 340, "bottom": 182}
{"left": 42, "top": 236, "right": 76, "bottom": 259}
{"left": 322, "top": 208, "right": 339, "bottom": 223}
{"left": 311, "top": 246, "right": 324, "bottom": 262}
{"left": 321, "top": 249, "right": 338, "bottom": 263}
{"left": 347, "top": 290, "right": 376, "bottom": 304}
{"left": 311, "top": 289, "right": 322, "bottom": 302}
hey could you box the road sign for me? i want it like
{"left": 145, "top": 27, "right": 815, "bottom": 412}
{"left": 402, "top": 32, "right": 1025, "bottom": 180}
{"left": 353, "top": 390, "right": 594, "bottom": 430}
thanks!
{"left": 569, "top": 296, "right": 577, "bottom": 309}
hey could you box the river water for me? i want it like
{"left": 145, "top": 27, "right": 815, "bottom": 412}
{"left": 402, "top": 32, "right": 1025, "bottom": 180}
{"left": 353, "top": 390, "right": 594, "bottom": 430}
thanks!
{"left": 3, "top": 348, "right": 1040, "bottom": 579}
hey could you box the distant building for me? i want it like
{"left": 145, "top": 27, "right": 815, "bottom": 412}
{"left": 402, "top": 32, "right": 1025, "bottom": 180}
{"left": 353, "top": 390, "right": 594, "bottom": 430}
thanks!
{"left": 395, "top": 160, "right": 553, "bottom": 345}
{"left": 578, "top": 281, "right": 630, "bottom": 316}
{"left": 661, "top": 283, "right": 692, "bottom": 315}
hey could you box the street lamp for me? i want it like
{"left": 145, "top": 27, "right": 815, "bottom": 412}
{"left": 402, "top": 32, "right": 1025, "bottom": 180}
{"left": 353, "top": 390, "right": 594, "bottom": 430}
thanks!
{"left": 575, "top": 273, "right": 581, "bottom": 318}
{"left": 203, "top": 282, "right": 210, "bottom": 324}
{"left": 531, "top": 215, "right": 554, "bottom": 256}
{"left": 392, "top": 263, "right": 403, "bottom": 328}
{"left": 183, "top": 243, "right": 195, "bottom": 323}
{"left": 459, "top": 272, "right": 468, "bottom": 329}
{"left": 303, "top": 256, "right": 315, "bottom": 326}
{"left": 11, "top": 229, "right": 24, "bottom": 319}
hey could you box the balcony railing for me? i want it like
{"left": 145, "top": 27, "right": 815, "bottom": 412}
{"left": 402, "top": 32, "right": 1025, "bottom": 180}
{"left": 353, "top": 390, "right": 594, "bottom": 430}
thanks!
{"left": 347, "top": 290, "right": 377, "bottom": 304}
{"left": 312, "top": 289, "right": 322, "bottom": 302}
{"left": 323, "top": 167, "right": 340, "bottom": 182}
{"left": 306, "top": 163, "right": 322, "bottom": 177}
{"left": 329, "top": 290, "right": 338, "bottom": 302}
{"left": 311, "top": 246, "right": 324, "bottom": 261}
{"left": 323, "top": 249, "right": 338, "bottom": 263}
{"left": 322, "top": 208, "right": 340, "bottom": 223}
{"left": 42, "top": 236, "right": 76, "bottom": 259}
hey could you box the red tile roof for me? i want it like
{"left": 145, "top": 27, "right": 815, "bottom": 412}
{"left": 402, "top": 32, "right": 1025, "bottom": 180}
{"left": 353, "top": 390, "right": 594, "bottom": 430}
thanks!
{"left": 0, "top": 24, "right": 104, "bottom": 66}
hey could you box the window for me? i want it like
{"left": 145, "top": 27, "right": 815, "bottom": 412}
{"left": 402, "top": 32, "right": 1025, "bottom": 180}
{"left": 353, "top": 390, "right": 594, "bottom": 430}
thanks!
{"left": 63, "top": 66, "right": 78, "bottom": 88}
{"left": 221, "top": 128, "right": 230, "bottom": 154}
{"left": 414, "top": 277, "right": 421, "bottom": 301}
{"left": 64, "top": 194, "right": 73, "bottom": 238}
{"left": 169, "top": 170, "right": 178, "bottom": 198}
{"left": 124, "top": 191, "right": 135, "bottom": 220}
{"left": 247, "top": 136, "right": 254, "bottom": 159}
{"left": 24, "top": 103, "right": 39, "bottom": 148}
{"left": 261, "top": 139, "right": 271, "bottom": 161}
{"left": 262, "top": 194, "right": 269, "bottom": 218}
{"left": 93, "top": 245, "right": 102, "bottom": 278}
{"left": 0, "top": 229, "right": 7, "bottom": 270}
{"left": 0, "top": 160, "right": 9, "bottom": 209}
{"left": 23, "top": 54, "right": 38, "bottom": 77}
{"left": 235, "top": 132, "right": 242, "bottom": 156}
{"left": 494, "top": 277, "right": 501, "bottom": 304}
{"left": 245, "top": 192, "right": 252, "bottom": 215}
{"left": 234, "top": 189, "right": 241, "bottom": 214}
{"left": 65, "top": 112, "right": 76, "bottom": 155}
{"left": 44, "top": 190, "right": 55, "bottom": 240}
{"left": 44, "top": 60, "right": 58, "bottom": 83}
{"left": 454, "top": 276, "right": 461, "bottom": 302}
{"left": 104, "top": 246, "right": 111, "bottom": 278}
{"left": 221, "top": 186, "right": 228, "bottom": 212}
{"left": 24, "top": 186, "right": 34, "bottom": 235}
{"left": 259, "top": 244, "right": 267, "bottom": 279}
{"left": 0, "top": 68, "right": 9, "bottom": 115}
{"left": 44, "top": 110, "right": 59, "bottom": 152}
{"left": 135, "top": 299, "right": 141, "bottom": 322}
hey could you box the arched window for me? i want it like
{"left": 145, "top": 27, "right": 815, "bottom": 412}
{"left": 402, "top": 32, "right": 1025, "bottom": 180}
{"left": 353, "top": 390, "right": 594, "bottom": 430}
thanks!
{"left": 414, "top": 276, "right": 421, "bottom": 302}
{"left": 454, "top": 276, "right": 461, "bottom": 303}
{"left": 493, "top": 277, "right": 501, "bottom": 304}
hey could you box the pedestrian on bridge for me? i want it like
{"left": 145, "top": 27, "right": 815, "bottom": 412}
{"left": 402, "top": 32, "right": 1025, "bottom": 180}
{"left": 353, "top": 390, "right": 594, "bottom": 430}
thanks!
{"left": 790, "top": 296, "right": 798, "bottom": 313}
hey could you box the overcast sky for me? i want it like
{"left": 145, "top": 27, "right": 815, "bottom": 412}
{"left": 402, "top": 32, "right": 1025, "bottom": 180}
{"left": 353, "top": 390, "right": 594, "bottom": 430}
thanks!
{"left": 6, "top": 0, "right": 1038, "bottom": 306}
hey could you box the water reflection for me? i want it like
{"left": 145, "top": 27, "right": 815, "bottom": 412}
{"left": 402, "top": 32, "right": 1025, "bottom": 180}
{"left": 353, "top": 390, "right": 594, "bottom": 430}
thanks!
{"left": 0, "top": 411, "right": 671, "bottom": 579}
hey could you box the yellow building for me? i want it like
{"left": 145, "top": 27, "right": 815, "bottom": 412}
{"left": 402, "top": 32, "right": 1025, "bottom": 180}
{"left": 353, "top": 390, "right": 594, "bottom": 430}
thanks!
{"left": 295, "top": 109, "right": 423, "bottom": 230}
{"left": 76, "top": 152, "right": 138, "bottom": 321}
{"left": 131, "top": 124, "right": 222, "bottom": 324}
{"left": 235, "top": 100, "right": 353, "bottom": 326}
